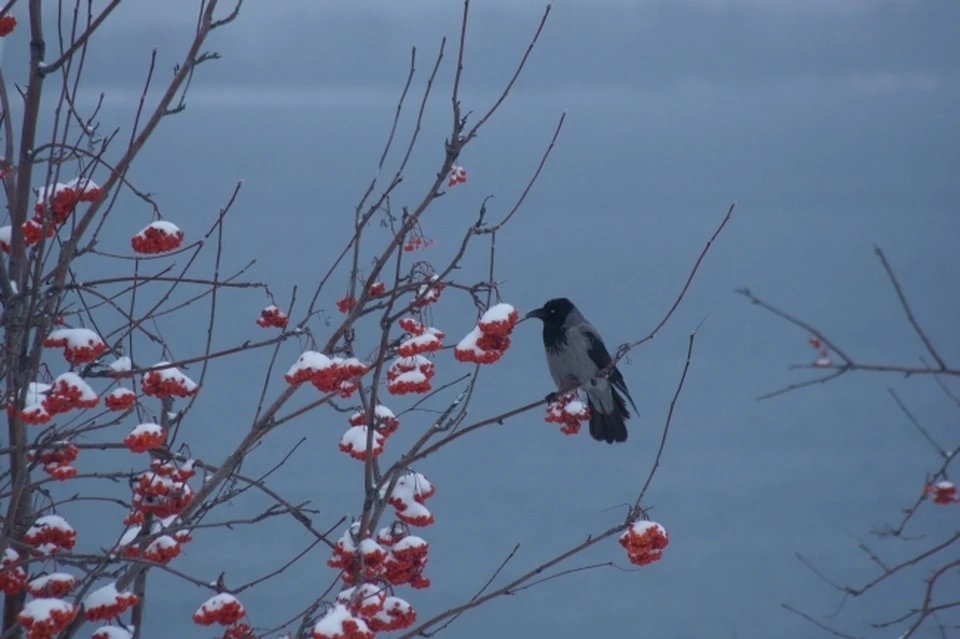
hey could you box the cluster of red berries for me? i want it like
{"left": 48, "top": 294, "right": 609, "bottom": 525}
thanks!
{"left": 454, "top": 303, "right": 519, "bottom": 365}
{"left": 284, "top": 351, "right": 369, "bottom": 399}
{"left": 132, "top": 467, "right": 194, "bottom": 518}
{"left": 808, "top": 335, "right": 832, "bottom": 368}
{"left": 42, "top": 373, "right": 99, "bottom": 415}
{"left": 339, "top": 425, "right": 384, "bottom": 461}
{"left": 384, "top": 472, "right": 436, "bottom": 528}
{"left": 17, "top": 598, "right": 77, "bottom": 639}
{"left": 192, "top": 593, "right": 247, "bottom": 627}
{"left": 19, "top": 179, "right": 103, "bottom": 249}
{"left": 131, "top": 221, "right": 184, "bottom": 255}
{"left": 311, "top": 605, "right": 375, "bottom": 639}
{"left": 336, "top": 296, "right": 358, "bottom": 314}
{"left": 0, "top": 549, "right": 27, "bottom": 595}
{"left": 403, "top": 234, "right": 433, "bottom": 253}
{"left": 29, "top": 443, "right": 80, "bottom": 481}
{"left": 24, "top": 515, "right": 77, "bottom": 556}
{"left": 368, "top": 281, "right": 386, "bottom": 297}
{"left": 91, "top": 627, "right": 134, "bottom": 639}
{"left": 0, "top": 15, "right": 17, "bottom": 37}
{"left": 618, "top": 521, "right": 669, "bottom": 567}
{"left": 43, "top": 327, "right": 107, "bottom": 365}
{"left": 387, "top": 355, "right": 435, "bottom": 395}
{"left": 26, "top": 573, "right": 77, "bottom": 598}
{"left": 123, "top": 423, "right": 167, "bottom": 454}
{"left": 412, "top": 276, "right": 444, "bottom": 308}
{"left": 545, "top": 392, "right": 592, "bottom": 436}
{"left": 83, "top": 583, "right": 139, "bottom": 621}
{"left": 926, "top": 480, "right": 958, "bottom": 505}
{"left": 397, "top": 318, "right": 445, "bottom": 357}
{"left": 104, "top": 388, "right": 137, "bottom": 411}
{"left": 328, "top": 523, "right": 430, "bottom": 589}
{"left": 447, "top": 164, "right": 467, "bottom": 187}
{"left": 256, "top": 305, "right": 289, "bottom": 329}
{"left": 349, "top": 405, "right": 400, "bottom": 436}
{"left": 141, "top": 363, "right": 200, "bottom": 398}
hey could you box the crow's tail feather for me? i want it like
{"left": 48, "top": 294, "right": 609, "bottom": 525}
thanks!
{"left": 587, "top": 388, "right": 629, "bottom": 444}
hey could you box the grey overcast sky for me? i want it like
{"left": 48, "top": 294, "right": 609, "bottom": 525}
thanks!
{"left": 3, "top": 1, "right": 959, "bottom": 638}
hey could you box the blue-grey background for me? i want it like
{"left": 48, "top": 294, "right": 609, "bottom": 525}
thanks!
{"left": 3, "top": 1, "right": 959, "bottom": 637}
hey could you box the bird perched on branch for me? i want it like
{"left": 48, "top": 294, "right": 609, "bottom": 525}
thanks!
{"left": 525, "top": 297, "right": 637, "bottom": 444}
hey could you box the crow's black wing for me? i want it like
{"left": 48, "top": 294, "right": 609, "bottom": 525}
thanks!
{"left": 583, "top": 328, "right": 639, "bottom": 413}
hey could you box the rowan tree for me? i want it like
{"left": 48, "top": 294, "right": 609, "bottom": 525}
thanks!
{"left": 0, "top": 2, "right": 733, "bottom": 638}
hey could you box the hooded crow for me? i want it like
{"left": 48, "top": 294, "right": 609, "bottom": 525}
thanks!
{"left": 526, "top": 297, "right": 638, "bottom": 444}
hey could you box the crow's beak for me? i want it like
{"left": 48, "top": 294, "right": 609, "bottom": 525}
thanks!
{"left": 525, "top": 307, "right": 547, "bottom": 321}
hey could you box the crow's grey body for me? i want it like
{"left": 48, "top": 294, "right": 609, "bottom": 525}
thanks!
{"left": 525, "top": 298, "right": 638, "bottom": 444}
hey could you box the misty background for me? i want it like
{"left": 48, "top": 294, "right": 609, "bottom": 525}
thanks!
{"left": 3, "top": 1, "right": 959, "bottom": 637}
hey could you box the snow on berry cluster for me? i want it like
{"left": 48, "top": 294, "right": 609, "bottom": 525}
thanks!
{"left": 926, "top": 480, "right": 958, "bottom": 505}
{"left": 130, "top": 221, "right": 184, "bottom": 255}
{"left": 381, "top": 472, "right": 436, "bottom": 527}
{"left": 130, "top": 459, "right": 196, "bottom": 519}
{"left": 23, "top": 515, "right": 77, "bottom": 556}
{"left": 141, "top": 362, "right": 199, "bottom": 398}
{"left": 2, "top": 178, "right": 103, "bottom": 252}
{"left": 43, "top": 327, "right": 107, "bottom": 365}
{"left": 256, "top": 304, "right": 289, "bottom": 329}
{"left": 545, "top": 391, "right": 592, "bottom": 436}
{"left": 454, "top": 302, "right": 519, "bottom": 365}
{"left": 191, "top": 592, "right": 250, "bottom": 638}
{"left": 618, "top": 521, "right": 669, "bottom": 567}
{"left": 340, "top": 405, "right": 400, "bottom": 461}
{"left": 284, "top": 351, "right": 369, "bottom": 399}
{"left": 328, "top": 520, "right": 432, "bottom": 595}
{"left": 447, "top": 164, "right": 467, "bottom": 187}
{"left": 27, "top": 442, "right": 79, "bottom": 480}
{"left": 387, "top": 355, "right": 435, "bottom": 396}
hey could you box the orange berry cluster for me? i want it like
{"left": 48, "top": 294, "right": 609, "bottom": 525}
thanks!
{"left": 104, "top": 388, "right": 137, "bottom": 411}
{"left": 24, "top": 515, "right": 77, "bottom": 555}
{"left": 17, "top": 598, "right": 77, "bottom": 639}
{"left": 43, "top": 327, "right": 107, "bottom": 365}
{"left": 339, "top": 425, "right": 384, "bottom": 461}
{"left": 19, "top": 179, "right": 102, "bottom": 249}
{"left": 29, "top": 443, "right": 80, "bottom": 481}
{"left": 0, "top": 549, "right": 27, "bottom": 595}
{"left": 386, "top": 355, "right": 435, "bottom": 395}
{"left": 384, "top": 472, "right": 435, "bottom": 528}
{"left": 396, "top": 319, "right": 445, "bottom": 358}
{"left": 328, "top": 523, "right": 430, "bottom": 589}
{"left": 123, "top": 423, "right": 167, "bottom": 454}
{"left": 132, "top": 469, "right": 193, "bottom": 518}
{"left": 141, "top": 364, "right": 200, "bottom": 399}
{"left": 926, "top": 480, "right": 958, "bottom": 505}
{"left": 618, "top": 521, "right": 669, "bottom": 567}
{"left": 42, "top": 373, "right": 99, "bottom": 415}
{"left": 131, "top": 221, "right": 184, "bottom": 255}
{"left": 545, "top": 392, "right": 592, "bottom": 436}
{"left": 192, "top": 593, "right": 246, "bottom": 627}
{"left": 83, "top": 583, "right": 139, "bottom": 621}
{"left": 454, "top": 303, "right": 519, "bottom": 365}
{"left": 311, "top": 604, "right": 375, "bottom": 639}
{"left": 349, "top": 405, "right": 400, "bottom": 436}
{"left": 284, "top": 351, "right": 369, "bottom": 399}
{"left": 26, "top": 573, "right": 76, "bottom": 598}
{"left": 256, "top": 304, "right": 289, "bottom": 329}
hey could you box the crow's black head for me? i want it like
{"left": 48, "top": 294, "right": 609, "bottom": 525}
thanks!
{"left": 525, "top": 297, "right": 576, "bottom": 326}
